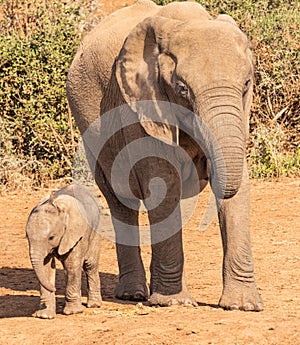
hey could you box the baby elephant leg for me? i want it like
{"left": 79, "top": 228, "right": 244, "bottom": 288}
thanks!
{"left": 37, "top": 287, "right": 56, "bottom": 319}
{"left": 84, "top": 258, "right": 102, "bottom": 308}
{"left": 63, "top": 259, "right": 83, "bottom": 315}
{"left": 35, "top": 257, "right": 56, "bottom": 319}
{"left": 34, "top": 258, "right": 56, "bottom": 319}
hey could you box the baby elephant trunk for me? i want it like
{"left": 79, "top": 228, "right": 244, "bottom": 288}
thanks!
{"left": 30, "top": 252, "right": 56, "bottom": 292}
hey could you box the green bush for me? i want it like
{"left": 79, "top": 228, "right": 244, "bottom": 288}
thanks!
{"left": 249, "top": 123, "right": 300, "bottom": 179}
{"left": 0, "top": 0, "right": 97, "bottom": 188}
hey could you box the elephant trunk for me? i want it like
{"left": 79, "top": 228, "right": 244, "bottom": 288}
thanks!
{"left": 29, "top": 250, "right": 56, "bottom": 292}
{"left": 194, "top": 86, "right": 246, "bottom": 199}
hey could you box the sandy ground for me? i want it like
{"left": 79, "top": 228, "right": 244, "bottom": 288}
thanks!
{"left": 0, "top": 179, "right": 299, "bottom": 345}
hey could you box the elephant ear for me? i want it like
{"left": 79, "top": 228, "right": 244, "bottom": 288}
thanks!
{"left": 216, "top": 14, "right": 238, "bottom": 26}
{"left": 54, "top": 195, "right": 86, "bottom": 256}
{"left": 216, "top": 13, "right": 253, "bottom": 138}
{"left": 242, "top": 47, "right": 254, "bottom": 140}
{"left": 116, "top": 16, "right": 181, "bottom": 144}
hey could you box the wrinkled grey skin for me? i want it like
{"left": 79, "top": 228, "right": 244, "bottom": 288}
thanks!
{"left": 66, "top": 0, "right": 263, "bottom": 311}
{"left": 26, "top": 184, "right": 102, "bottom": 319}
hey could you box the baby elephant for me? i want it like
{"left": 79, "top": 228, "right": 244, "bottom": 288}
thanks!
{"left": 26, "top": 184, "right": 102, "bottom": 319}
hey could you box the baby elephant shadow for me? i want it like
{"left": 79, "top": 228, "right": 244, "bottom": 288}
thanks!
{"left": 0, "top": 267, "right": 119, "bottom": 318}
{"left": 0, "top": 267, "right": 65, "bottom": 318}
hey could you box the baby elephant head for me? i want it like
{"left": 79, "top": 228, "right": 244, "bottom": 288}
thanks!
{"left": 26, "top": 194, "right": 87, "bottom": 292}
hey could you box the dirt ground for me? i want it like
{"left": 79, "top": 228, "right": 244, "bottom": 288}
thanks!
{"left": 0, "top": 179, "right": 299, "bottom": 345}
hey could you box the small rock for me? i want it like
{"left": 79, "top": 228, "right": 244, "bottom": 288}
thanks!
{"left": 134, "top": 302, "right": 149, "bottom": 315}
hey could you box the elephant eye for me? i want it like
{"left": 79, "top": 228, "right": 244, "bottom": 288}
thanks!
{"left": 175, "top": 80, "right": 188, "bottom": 98}
{"left": 49, "top": 236, "right": 55, "bottom": 241}
{"left": 243, "top": 78, "right": 251, "bottom": 95}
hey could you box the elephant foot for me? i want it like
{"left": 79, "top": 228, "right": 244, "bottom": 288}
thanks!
{"left": 150, "top": 290, "right": 197, "bottom": 307}
{"left": 115, "top": 278, "right": 149, "bottom": 301}
{"left": 63, "top": 301, "right": 83, "bottom": 315}
{"left": 87, "top": 296, "right": 102, "bottom": 308}
{"left": 219, "top": 281, "right": 264, "bottom": 311}
{"left": 34, "top": 305, "right": 56, "bottom": 319}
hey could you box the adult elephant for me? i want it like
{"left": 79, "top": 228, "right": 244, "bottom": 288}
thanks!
{"left": 67, "top": 0, "right": 263, "bottom": 311}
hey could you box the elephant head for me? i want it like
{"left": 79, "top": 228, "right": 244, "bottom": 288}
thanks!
{"left": 26, "top": 194, "right": 87, "bottom": 292}
{"left": 115, "top": 13, "right": 253, "bottom": 199}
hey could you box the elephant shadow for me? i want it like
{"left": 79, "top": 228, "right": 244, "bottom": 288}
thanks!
{"left": 0, "top": 267, "right": 220, "bottom": 318}
{"left": 0, "top": 267, "right": 121, "bottom": 318}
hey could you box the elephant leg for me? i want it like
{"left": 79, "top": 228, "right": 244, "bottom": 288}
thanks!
{"left": 35, "top": 257, "right": 56, "bottom": 319}
{"left": 92, "top": 161, "right": 148, "bottom": 301}
{"left": 217, "top": 163, "right": 263, "bottom": 311}
{"left": 83, "top": 256, "right": 102, "bottom": 308}
{"left": 147, "top": 194, "right": 197, "bottom": 307}
{"left": 83, "top": 145, "right": 148, "bottom": 301}
{"left": 62, "top": 256, "right": 84, "bottom": 315}
{"left": 112, "top": 202, "right": 148, "bottom": 301}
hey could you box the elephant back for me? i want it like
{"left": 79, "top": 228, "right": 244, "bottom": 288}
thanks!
{"left": 53, "top": 184, "right": 100, "bottom": 232}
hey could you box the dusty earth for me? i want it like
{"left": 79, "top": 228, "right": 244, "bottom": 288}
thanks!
{"left": 0, "top": 179, "right": 299, "bottom": 345}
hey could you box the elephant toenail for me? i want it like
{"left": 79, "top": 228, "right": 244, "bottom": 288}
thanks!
{"left": 122, "top": 292, "right": 131, "bottom": 300}
{"left": 229, "top": 304, "right": 239, "bottom": 310}
{"left": 244, "top": 302, "right": 254, "bottom": 311}
{"left": 133, "top": 292, "right": 146, "bottom": 301}
{"left": 257, "top": 302, "right": 264, "bottom": 311}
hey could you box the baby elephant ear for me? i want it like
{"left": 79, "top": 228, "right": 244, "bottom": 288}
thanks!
{"left": 55, "top": 195, "right": 86, "bottom": 256}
